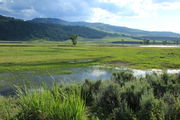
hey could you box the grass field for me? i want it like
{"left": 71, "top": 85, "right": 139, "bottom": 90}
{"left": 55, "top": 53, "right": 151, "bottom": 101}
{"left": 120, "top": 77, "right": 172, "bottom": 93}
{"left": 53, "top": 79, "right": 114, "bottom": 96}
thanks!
{"left": 0, "top": 41, "right": 180, "bottom": 120}
{"left": 19, "top": 37, "right": 142, "bottom": 45}
{"left": 0, "top": 42, "right": 180, "bottom": 73}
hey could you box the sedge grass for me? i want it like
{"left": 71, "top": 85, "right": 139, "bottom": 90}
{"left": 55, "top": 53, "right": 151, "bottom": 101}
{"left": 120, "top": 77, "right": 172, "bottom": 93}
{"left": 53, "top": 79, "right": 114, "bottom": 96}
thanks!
{"left": 15, "top": 85, "right": 87, "bottom": 120}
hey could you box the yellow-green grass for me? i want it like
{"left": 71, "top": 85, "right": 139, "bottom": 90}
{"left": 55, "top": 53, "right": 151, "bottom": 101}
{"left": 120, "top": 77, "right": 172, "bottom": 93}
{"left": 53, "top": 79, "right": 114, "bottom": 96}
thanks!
{"left": 0, "top": 43, "right": 180, "bottom": 73}
{"left": 26, "top": 37, "right": 141, "bottom": 45}
{"left": 77, "top": 37, "right": 142, "bottom": 44}
{"left": 0, "top": 96, "right": 19, "bottom": 119}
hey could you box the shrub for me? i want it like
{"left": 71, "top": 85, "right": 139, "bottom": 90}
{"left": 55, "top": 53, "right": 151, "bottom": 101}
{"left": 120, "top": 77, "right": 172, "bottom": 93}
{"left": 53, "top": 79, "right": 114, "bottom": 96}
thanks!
{"left": 161, "top": 72, "right": 170, "bottom": 85}
{"left": 139, "top": 93, "right": 165, "bottom": 120}
{"left": 147, "top": 72, "right": 180, "bottom": 98}
{"left": 146, "top": 73, "right": 160, "bottom": 86}
{"left": 111, "top": 70, "right": 135, "bottom": 86}
{"left": 114, "top": 101, "right": 136, "bottom": 120}
{"left": 121, "top": 87, "right": 142, "bottom": 112}
{"left": 121, "top": 78, "right": 152, "bottom": 112}
{"left": 94, "top": 83, "right": 121, "bottom": 119}
{"left": 81, "top": 79, "right": 102, "bottom": 106}
{"left": 175, "top": 73, "right": 180, "bottom": 84}
{"left": 163, "top": 93, "right": 180, "bottom": 120}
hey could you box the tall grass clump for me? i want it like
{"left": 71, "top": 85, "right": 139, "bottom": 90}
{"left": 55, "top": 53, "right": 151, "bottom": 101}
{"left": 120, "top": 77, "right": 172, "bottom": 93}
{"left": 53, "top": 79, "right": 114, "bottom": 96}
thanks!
{"left": 14, "top": 85, "right": 87, "bottom": 120}
{"left": 0, "top": 96, "right": 19, "bottom": 120}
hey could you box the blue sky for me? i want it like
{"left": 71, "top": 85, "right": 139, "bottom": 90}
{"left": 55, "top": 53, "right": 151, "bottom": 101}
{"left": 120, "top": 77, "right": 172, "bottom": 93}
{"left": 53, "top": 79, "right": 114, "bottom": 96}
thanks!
{"left": 0, "top": 0, "right": 180, "bottom": 33}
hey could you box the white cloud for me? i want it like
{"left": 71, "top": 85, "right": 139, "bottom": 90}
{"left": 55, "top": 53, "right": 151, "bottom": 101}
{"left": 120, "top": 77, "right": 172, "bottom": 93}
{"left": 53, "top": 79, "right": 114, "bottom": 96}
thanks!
{"left": 88, "top": 7, "right": 122, "bottom": 24}
{"left": 98, "top": 0, "right": 137, "bottom": 6}
{"left": 91, "top": 0, "right": 180, "bottom": 32}
{"left": 158, "top": 2, "right": 180, "bottom": 10}
{"left": 20, "top": 8, "right": 43, "bottom": 19}
{"left": 60, "top": 2, "right": 76, "bottom": 12}
{"left": 0, "top": 0, "right": 14, "bottom": 3}
{"left": 0, "top": 0, "right": 180, "bottom": 32}
{"left": 98, "top": 0, "right": 180, "bottom": 17}
{"left": 0, "top": 6, "right": 10, "bottom": 11}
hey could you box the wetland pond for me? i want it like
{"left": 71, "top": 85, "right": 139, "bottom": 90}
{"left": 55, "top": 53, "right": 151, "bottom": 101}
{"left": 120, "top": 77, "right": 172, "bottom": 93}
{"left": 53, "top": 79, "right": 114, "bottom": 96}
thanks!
{"left": 0, "top": 65, "right": 180, "bottom": 96}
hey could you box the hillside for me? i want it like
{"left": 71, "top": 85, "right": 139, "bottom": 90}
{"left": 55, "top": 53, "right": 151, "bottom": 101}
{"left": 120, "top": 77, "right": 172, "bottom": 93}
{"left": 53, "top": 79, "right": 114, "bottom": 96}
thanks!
{"left": 32, "top": 18, "right": 180, "bottom": 37}
{"left": 1, "top": 15, "right": 180, "bottom": 42}
{"left": 31, "top": 18, "right": 180, "bottom": 41}
{"left": 0, "top": 15, "right": 116, "bottom": 41}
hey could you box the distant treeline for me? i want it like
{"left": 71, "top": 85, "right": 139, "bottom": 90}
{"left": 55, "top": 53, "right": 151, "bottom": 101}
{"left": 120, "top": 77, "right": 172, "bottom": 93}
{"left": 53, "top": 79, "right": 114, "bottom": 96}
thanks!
{"left": 132, "top": 36, "right": 180, "bottom": 41}
{"left": 112, "top": 40, "right": 180, "bottom": 45}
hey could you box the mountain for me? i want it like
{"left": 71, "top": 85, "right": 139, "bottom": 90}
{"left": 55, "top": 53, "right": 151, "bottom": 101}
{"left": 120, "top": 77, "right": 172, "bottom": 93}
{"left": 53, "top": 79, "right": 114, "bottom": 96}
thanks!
{"left": 0, "top": 15, "right": 116, "bottom": 41}
{"left": 31, "top": 18, "right": 180, "bottom": 38}
{"left": 1, "top": 15, "right": 180, "bottom": 42}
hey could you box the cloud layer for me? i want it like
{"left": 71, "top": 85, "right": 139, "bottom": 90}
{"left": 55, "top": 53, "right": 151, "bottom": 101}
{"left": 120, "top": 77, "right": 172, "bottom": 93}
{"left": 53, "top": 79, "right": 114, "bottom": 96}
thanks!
{"left": 0, "top": 0, "right": 180, "bottom": 33}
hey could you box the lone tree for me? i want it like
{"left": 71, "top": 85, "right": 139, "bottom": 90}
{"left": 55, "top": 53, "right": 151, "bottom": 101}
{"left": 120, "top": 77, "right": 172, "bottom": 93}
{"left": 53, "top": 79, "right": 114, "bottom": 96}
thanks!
{"left": 121, "top": 39, "right": 124, "bottom": 45}
{"left": 143, "top": 39, "right": 150, "bottom": 45}
{"left": 162, "top": 40, "right": 168, "bottom": 45}
{"left": 70, "top": 34, "right": 78, "bottom": 46}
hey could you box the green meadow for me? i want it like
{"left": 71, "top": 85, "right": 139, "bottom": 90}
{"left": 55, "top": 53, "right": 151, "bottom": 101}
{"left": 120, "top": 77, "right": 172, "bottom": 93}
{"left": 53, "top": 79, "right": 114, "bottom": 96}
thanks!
{"left": 0, "top": 42, "right": 180, "bottom": 73}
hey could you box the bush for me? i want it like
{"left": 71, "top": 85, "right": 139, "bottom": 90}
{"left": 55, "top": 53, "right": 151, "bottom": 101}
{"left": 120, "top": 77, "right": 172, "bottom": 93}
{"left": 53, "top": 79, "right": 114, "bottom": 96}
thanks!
{"left": 114, "top": 101, "right": 136, "bottom": 120}
{"left": 120, "top": 78, "right": 152, "bottom": 112}
{"left": 121, "top": 87, "right": 142, "bottom": 112}
{"left": 163, "top": 92, "right": 180, "bottom": 120}
{"left": 175, "top": 73, "right": 180, "bottom": 84}
{"left": 111, "top": 70, "right": 135, "bottom": 86}
{"left": 139, "top": 93, "right": 165, "bottom": 120}
{"left": 147, "top": 72, "right": 180, "bottom": 98}
{"left": 94, "top": 83, "right": 121, "bottom": 119}
{"left": 81, "top": 79, "right": 102, "bottom": 106}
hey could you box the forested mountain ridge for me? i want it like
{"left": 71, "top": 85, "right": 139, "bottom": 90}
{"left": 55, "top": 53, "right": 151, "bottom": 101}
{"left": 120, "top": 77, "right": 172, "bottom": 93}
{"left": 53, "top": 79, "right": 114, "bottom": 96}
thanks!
{"left": 31, "top": 18, "right": 180, "bottom": 37}
{"left": 0, "top": 15, "right": 116, "bottom": 41}
{"left": 1, "top": 15, "right": 180, "bottom": 42}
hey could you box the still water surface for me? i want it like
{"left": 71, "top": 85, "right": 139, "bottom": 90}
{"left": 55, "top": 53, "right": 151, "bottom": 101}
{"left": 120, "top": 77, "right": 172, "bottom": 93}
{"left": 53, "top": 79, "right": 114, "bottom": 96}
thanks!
{"left": 0, "top": 66, "right": 179, "bottom": 96}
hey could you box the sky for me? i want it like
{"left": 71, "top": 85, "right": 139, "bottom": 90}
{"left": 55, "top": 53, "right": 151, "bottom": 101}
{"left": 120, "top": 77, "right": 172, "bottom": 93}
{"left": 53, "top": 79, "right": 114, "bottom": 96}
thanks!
{"left": 0, "top": 0, "right": 180, "bottom": 33}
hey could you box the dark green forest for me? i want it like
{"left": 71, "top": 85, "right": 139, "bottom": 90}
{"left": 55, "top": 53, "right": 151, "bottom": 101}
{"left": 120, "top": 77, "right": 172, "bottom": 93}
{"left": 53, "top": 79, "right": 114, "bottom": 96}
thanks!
{"left": 0, "top": 15, "right": 116, "bottom": 41}
{"left": 31, "top": 18, "right": 180, "bottom": 42}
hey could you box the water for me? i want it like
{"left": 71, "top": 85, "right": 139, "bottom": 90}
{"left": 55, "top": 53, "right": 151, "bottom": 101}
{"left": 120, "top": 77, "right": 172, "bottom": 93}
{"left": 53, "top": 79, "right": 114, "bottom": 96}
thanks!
{"left": 0, "top": 66, "right": 180, "bottom": 96}
{"left": 140, "top": 45, "right": 180, "bottom": 47}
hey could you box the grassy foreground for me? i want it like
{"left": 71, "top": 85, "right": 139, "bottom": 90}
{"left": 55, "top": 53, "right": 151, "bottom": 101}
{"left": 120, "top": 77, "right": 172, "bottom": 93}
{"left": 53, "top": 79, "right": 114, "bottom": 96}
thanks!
{"left": 0, "top": 43, "right": 180, "bottom": 73}
{"left": 0, "top": 71, "right": 179, "bottom": 120}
